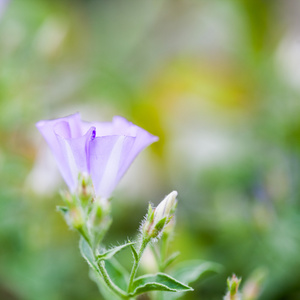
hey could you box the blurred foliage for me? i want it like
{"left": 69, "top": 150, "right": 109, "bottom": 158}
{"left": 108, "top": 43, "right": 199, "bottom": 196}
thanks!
{"left": 1, "top": 0, "right": 300, "bottom": 299}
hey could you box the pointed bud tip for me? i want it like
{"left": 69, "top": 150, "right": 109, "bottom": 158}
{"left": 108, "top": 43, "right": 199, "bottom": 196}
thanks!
{"left": 170, "top": 190, "right": 178, "bottom": 197}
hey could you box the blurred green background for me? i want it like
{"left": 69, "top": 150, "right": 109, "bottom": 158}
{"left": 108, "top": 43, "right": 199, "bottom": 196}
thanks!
{"left": 1, "top": 0, "right": 300, "bottom": 299}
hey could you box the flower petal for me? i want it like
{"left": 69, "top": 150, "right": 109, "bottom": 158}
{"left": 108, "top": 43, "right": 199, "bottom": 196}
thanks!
{"left": 89, "top": 117, "right": 158, "bottom": 198}
{"left": 36, "top": 113, "right": 92, "bottom": 191}
{"left": 114, "top": 117, "right": 159, "bottom": 182}
{"left": 89, "top": 135, "right": 136, "bottom": 198}
{"left": 55, "top": 125, "right": 96, "bottom": 190}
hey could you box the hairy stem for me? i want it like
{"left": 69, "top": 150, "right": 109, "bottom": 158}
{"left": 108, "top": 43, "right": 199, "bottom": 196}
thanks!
{"left": 98, "top": 260, "right": 129, "bottom": 299}
{"left": 127, "top": 238, "right": 150, "bottom": 294}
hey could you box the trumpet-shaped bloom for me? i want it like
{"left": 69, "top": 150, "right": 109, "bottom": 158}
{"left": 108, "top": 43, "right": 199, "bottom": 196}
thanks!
{"left": 36, "top": 113, "right": 158, "bottom": 198}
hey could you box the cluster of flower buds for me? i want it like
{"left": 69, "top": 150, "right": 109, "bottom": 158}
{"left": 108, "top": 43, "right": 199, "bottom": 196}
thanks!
{"left": 59, "top": 173, "right": 111, "bottom": 249}
{"left": 76, "top": 173, "right": 94, "bottom": 206}
{"left": 142, "top": 191, "right": 178, "bottom": 240}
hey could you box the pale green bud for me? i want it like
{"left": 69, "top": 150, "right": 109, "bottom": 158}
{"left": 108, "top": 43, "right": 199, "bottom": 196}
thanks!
{"left": 60, "top": 190, "right": 76, "bottom": 207}
{"left": 143, "top": 191, "right": 178, "bottom": 239}
{"left": 224, "top": 274, "right": 242, "bottom": 300}
{"left": 69, "top": 207, "right": 85, "bottom": 229}
{"left": 89, "top": 197, "right": 110, "bottom": 227}
{"left": 77, "top": 173, "right": 94, "bottom": 205}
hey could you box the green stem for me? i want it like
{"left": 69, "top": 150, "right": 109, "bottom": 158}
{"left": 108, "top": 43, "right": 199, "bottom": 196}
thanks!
{"left": 78, "top": 229, "right": 127, "bottom": 299}
{"left": 98, "top": 260, "right": 129, "bottom": 299}
{"left": 127, "top": 238, "right": 150, "bottom": 294}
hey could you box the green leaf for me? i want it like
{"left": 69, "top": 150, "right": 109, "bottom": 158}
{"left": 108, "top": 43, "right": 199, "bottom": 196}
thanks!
{"left": 79, "top": 237, "right": 98, "bottom": 272}
{"left": 105, "top": 258, "right": 128, "bottom": 291}
{"left": 160, "top": 261, "right": 222, "bottom": 300}
{"left": 130, "top": 273, "right": 193, "bottom": 296}
{"left": 80, "top": 238, "right": 128, "bottom": 291}
{"left": 97, "top": 242, "right": 135, "bottom": 261}
{"left": 130, "top": 244, "right": 138, "bottom": 262}
{"left": 171, "top": 260, "right": 222, "bottom": 285}
{"left": 164, "top": 251, "right": 181, "bottom": 269}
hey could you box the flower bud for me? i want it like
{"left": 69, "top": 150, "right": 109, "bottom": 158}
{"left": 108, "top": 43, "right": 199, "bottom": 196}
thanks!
{"left": 224, "top": 274, "right": 242, "bottom": 300}
{"left": 143, "top": 191, "right": 178, "bottom": 240}
{"left": 60, "top": 190, "right": 76, "bottom": 206}
{"left": 89, "top": 197, "right": 111, "bottom": 227}
{"left": 154, "top": 191, "right": 177, "bottom": 223}
{"left": 77, "top": 173, "right": 94, "bottom": 205}
{"left": 69, "top": 207, "right": 85, "bottom": 229}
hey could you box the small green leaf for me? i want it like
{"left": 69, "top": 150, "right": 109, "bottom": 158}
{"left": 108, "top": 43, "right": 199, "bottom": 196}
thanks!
{"left": 130, "top": 273, "right": 193, "bottom": 296}
{"left": 164, "top": 251, "right": 181, "bottom": 269}
{"left": 130, "top": 244, "right": 138, "bottom": 262}
{"left": 97, "top": 242, "right": 135, "bottom": 261}
{"left": 79, "top": 237, "right": 98, "bottom": 272}
{"left": 172, "top": 260, "right": 222, "bottom": 285}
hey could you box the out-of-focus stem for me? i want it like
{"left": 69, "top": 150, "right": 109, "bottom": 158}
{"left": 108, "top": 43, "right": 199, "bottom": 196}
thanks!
{"left": 150, "top": 244, "right": 161, "bottom": 270}
{"left": 160, "top": 233, "right": 168, "bottom": 271}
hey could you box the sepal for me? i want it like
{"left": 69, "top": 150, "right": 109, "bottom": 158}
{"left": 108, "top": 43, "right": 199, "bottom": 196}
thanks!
{"left": 96, "top": 242, "right": 135, "bottom": 261}
{"left": 130, "top": 244, "right": 138, "bottom": 262}
{"left": 56, "top": 205, "right": 69, "bottom": 215}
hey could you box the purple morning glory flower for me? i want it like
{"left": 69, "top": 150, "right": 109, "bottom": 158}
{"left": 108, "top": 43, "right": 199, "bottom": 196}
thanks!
{"left": 36, "top": 113, "right": 158, "bottom": 198}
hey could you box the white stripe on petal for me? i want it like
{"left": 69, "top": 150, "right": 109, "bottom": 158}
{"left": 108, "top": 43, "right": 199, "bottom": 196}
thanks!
{"left": 97, "top": 136, "right": 125, "bottom": 197}
{"left": 56, "top": 135, "right": 79, "bottom": 191}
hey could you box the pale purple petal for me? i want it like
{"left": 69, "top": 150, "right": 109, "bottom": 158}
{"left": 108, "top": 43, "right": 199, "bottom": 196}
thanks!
{"left": 36, "top": 113, "right": 90, "bottom": 191}
{"left": 89, "top": 117, "right": 158, "bottom": 198}
{"left": 89, "top": 135, "right": 136, "bottom": 198}
{"left": 116, "top": 125, "right": 159, "bottom": 182}
{"left": 55, "top": 125, "right": 96, "bottom": 190}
